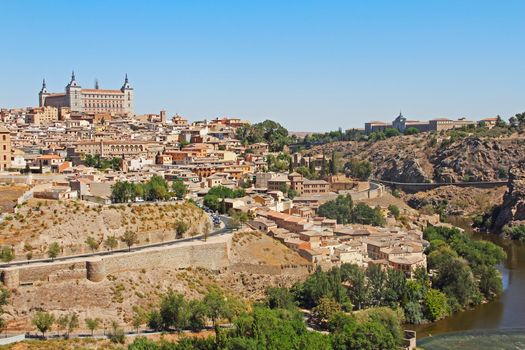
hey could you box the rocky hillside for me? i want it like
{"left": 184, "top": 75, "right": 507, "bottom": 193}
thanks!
{"left": 0, "top": 200, "right": 210, "bottom": 259}
{"left": 432, "top": 137, "right": 525, "bottom": 182}
{"left": 305, "top": 134, "right": 525, "bottom": 183}
{"left": 3, "top": 230, "right": 309, "bottom": 334}
{"left": 493, "top": 166, "right": 525, "bottom": 231}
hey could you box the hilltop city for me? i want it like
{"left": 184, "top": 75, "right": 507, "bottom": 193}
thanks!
{"left": 0, "top": 72, "right": 523, "bottom": 349}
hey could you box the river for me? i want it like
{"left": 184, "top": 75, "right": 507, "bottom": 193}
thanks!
{"left": 414, "top": 231, "right": 525, "bottom": 338}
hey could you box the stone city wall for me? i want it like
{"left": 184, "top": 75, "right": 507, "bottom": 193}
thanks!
{"left": 1, "top": 237, "right": 231, "bottom": 288}
{"left": 349, "top": 182, "right": 384, "bottom": 201}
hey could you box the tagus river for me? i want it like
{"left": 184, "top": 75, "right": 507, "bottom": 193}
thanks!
{"left": 415, "top": 231, "right": 525, "bottom": 343}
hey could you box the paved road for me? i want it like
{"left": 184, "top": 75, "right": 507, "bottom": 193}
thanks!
{"left": 0, "top": 215, "right": 231, "bottom": 269}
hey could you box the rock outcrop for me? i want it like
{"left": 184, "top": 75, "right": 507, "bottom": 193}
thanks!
{"left": 493, "top": 166, "right": 525, "bottom": 231}
{"left": 305, "top": 134, "right": 525, "bottom": 184}
{"left": 432, "top": 137, "right": 525, "bottom": 182}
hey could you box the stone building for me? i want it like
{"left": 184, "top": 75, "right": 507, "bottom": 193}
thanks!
{"left": 365, "top": 112, "right": 475, "bottom": 134}
{"left": 26, "top": 106, "right": 59, "bottom": 125}
{"left": 74, "top": 140, "right": 161, "bottom": 157}
{"left": 39, "top": 72, "right": 134, "bottom": 116}
{"left": 0, "top": 124, "right": 11, "bottom": 170}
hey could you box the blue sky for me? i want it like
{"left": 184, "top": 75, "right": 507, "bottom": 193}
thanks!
{"left": 0, "top": 0, "right": 524, "bottom": 131}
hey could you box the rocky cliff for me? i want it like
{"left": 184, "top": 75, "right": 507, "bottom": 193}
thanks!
{"left": 493, "top": 166, "right": 525, "bottom": 231}
{"left": 432, "top": 137, "right": 525, "bottom": 182}
{"left": 305, "top": 134, "right": 525, "bottom": 184}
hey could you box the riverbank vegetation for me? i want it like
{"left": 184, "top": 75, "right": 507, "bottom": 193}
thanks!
{"left": 424, "top": 226, "right": 506, "bottom": 311}
{"left": 127, "top": 286, "right": 406, "bottom": 350}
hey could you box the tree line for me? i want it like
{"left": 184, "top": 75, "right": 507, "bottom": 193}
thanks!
{"left": 317, "top": 194, "right": 385, "bottom": 226}
{"left": 111, "top": 176, "right": 188, "bottom": 203}
{"left": 83, "top": 154, "right": 121, "bottom": 171}
{"left": 127, "top": 285, "right": 405, "bottom": 350}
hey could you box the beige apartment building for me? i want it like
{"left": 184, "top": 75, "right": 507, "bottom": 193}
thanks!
{"left": 26, "top": 106, "right": 59, "bottom": 125}
{"left": 0, "top": 125, "right": 11, "bottom": 171}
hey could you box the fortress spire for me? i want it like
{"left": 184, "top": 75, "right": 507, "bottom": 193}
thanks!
{"left": 121, "top": 73, "right": 131, "bottom": 90}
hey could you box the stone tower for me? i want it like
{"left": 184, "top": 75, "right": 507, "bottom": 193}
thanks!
{"left": 66, "top": 71, "right": 82, "bottom": 112}
{"left": 38, "top": 79, "right": 49, "bottom": 107}
{"left": 120, "top": 73, "right": 134, "bottom": 116}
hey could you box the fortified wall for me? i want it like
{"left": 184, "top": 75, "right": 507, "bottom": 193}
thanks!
{"left": 0, "top": 235, "right": 232, "bottom": 289}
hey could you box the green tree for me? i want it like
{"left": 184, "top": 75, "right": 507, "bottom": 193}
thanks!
{"left": 0, "top": 246, "right": 14, "bottom": 263}
{"left": 120, "top": 230, "right": 138, "bottom": 251}
{"left": 147, "top": 310, "right": 163, "bottom": 331}
{"left": 0, "top": 289, "right": 10, "bottom": 337}
{"left": 85, "top": 317, "right": 101, "bottom": 336}
{"left": 476, "top": 265, "right": 503, "bottom": 299}
{"left": 344, "top": 159, "right": 372, "bottom": 180}
{"left": 66, "top": 312, "right": 79, "bottom": 338}
{"left": 175, "top": 221, "right": 189, "bottom": 238}
{"left": 108, "top": 321, "right": 125, "bottom": 344}
{"left": 265, "top": 287, "right": 296, "bottom": 310}
{"left": 111, "top": 181, "right": 136, "bottom": 203}
{"left": 332, "top": 320, "right": 397, "bottom": 350}
{"left": 329, "top": 150, "right": 341, "bottom": 175}
{"left": 203, "top": 288, "right": 232, "bottom": 330}
{"left": 32, "top": 311, "right": 55, "bottom": 338}
{"left": 317, "top": 194, "right": 353, "bottom": 224}
{"left": 385, "top": 128, "right": 401, "bottom": 137}
{"left": 351, "top": 203, "right": 385, "bottom": 226}
{"left": 236, "top": 119, "right": 291, "bottom": 152}
{"left": 85, "top": 236, "right": 100, "bottom": 253}
{"left": 57, "top": 314, "right": 69, "bottom": 337}
{"left": 388, "top": 204, "right": 400, "bottom": 219}
{"left": 48, "top": 242, "right": 61, "bottom": 260}
{"left": 287, "top": 188, "right": 298, "bottom": 199}
{"left": 144, "top": 175, "right": 170, "bottom": 201}
{"left": 132, "top": 310, "right": 145, "bottom": 334}
{"left": 172, "top": 179, "right": 188, "bottom": 199}
{"left": 403, "top": 301, "right": 424, "bottom": 324}
{"left": 404, "top": 127, "right": 420, "bottom": 135}
{"left": 366, "top": 264, "right": 386, "bottom": 306}
{"left": 311, "top": 297, "right": 342, "bottom": 328}
{"left": 203, "top": 186, "right": 245, "bottom": 213}
{"left": 159, "top": 291, "right": 188, "bottom": 331}
{"left": 104, "top": 235, "right": 118, "bottom": 251}
{"left": 423, "top": 289, "right": 450, "bottom": 321}
{"left": 187, "top": 300, "right": 207, "bottom": 332}
{"left": 340, "top": 264, "right": 369, "bottom": 309}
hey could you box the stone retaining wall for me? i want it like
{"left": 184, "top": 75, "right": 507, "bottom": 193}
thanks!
{"left": 229, "top": 262, "right": 311, "bottom": 276}
{"left": 1, "top": 236, "right": 232, "bottom": 288}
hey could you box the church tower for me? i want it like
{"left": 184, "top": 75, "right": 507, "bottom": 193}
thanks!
{"left": 38, "top": 79, "right": 49, "bottom": 107}
{"left": 120, "top": 74, "right": 134, "bottom": 116}
{"left": 66, "top": 71, "right": 83, "bottom": 112}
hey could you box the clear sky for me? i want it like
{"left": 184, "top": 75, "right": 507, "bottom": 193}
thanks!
{"left": 0, "top": 0, "right": 524, "bottom": 131}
